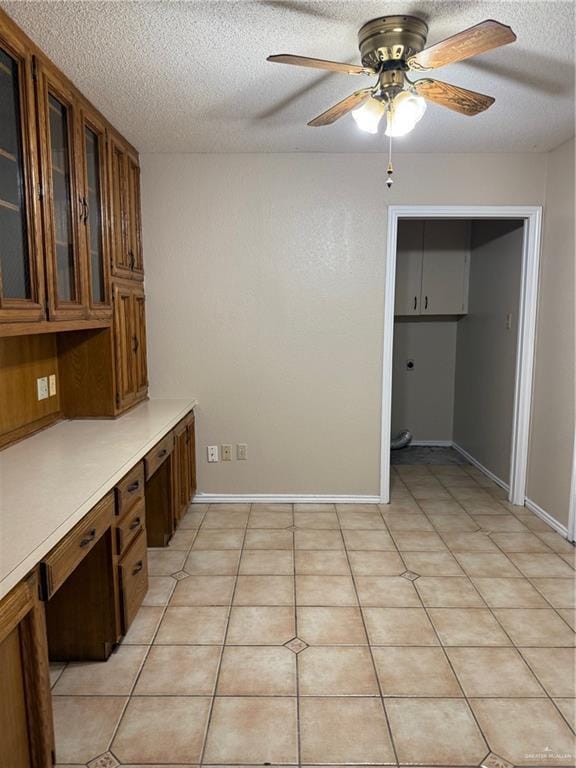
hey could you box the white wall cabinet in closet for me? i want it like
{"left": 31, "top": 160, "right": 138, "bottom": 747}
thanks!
{"left": 395, "top": 220, "right": 470, "bottom": 316}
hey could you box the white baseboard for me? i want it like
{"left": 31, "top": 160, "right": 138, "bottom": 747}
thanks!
{"left": 193, "top": 493, "right": 382, "bottom": 505}
{"left": 410, "top": 440, "right": 453, "bottom": 447}
{"left": 452, "top": 443, "right": 570, "bottom": 540}
{"left": 451, "top": 442, "right": 510, "bottom": 492}
{"left": 524, "top": 497, "right": 569, "bottom": 538}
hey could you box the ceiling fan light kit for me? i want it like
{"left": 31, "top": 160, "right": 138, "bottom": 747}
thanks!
{"left": 267, "top": 15, "right": 517, "bottom": 186}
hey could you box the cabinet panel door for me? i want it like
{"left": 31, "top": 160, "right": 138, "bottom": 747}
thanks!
{"left": 0, "top": 30, "right": 44, "bottom": 322}
{"left": 37, "top": 62, "right": 86, "bottom": 320}
{"left": 132, "top": 288, "right": 147, "bottom": 399}
{"left": 109, "top": 135, "right": 143, "bottom": 281}
{"left": 126, "top": 155, "right": 144, "bottom": 277}
{"left": 79, "top": 106, "right": 111, "bottom": 318}
{"left": 421, "top": 220, "right": 470, "bottom": 315}
{"left": 113, "top": 283, "right": 136, "bottom": 410}
{"left": 0, "top": 628, "right": 30, "bottom": 768}
{"left": 394, "top": 221, "right": 423, "bottom": 315}
{"left": 109, "top": 135, "right": 130, "bottom": 277}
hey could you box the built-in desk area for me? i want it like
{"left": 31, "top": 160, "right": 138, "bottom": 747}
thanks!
{"left": 0, "top": 398, "right": 197, "bottom": 766}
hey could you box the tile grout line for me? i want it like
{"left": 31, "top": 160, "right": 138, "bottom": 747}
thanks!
{"left": 338, "top": 509, "right": 401, "bottom": 767}
{"left": 400, "top": 482, "right": 576, "bottom": 741}
{"left": 197, "top": 503, "right": 249, "bottom": 767}
{"left": 378, "top": 502, "right": 493, "bottom": 762}
{"left": 106, "top": 503, "right": 206, "bottom": 761}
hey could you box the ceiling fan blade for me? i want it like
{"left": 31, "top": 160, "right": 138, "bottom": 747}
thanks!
{"left": 408, "top": 19, "right": 516, "bottom": 71}
{"left": 307, "top": 89, "right": 372, "bottom": 126}
{"left": 267, "top": 54, "right": 374, "bottom": 76}
{"left": 414, "top": 78, "right": 495, "bottom": 115}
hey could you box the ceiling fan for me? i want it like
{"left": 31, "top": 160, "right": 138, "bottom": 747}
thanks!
{"left": 267, "top": 16, "right": 517, "bottom": 138}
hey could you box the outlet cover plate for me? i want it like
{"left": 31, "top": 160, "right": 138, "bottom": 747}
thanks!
{"left": 36, "top": 377, "right": 49, "bottom": 401}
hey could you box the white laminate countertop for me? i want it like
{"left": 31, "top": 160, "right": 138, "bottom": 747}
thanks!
{"left": 0, "top": 398, "right": 197, "bottom": 600}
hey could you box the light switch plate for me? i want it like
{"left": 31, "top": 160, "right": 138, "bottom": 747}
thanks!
{"left": 207, "top": 445, "right": 219, "bottom": 463}
{"left": 48, "top": 374, "right": 57, "bottom": 397}
{"left": 237, "top": 443, "right": 248, "bottom": 461}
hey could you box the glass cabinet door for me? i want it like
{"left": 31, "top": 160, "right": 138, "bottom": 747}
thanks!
{"left": 37, "top": 63, "right": 85, "bottom": 319}
{"left": 80, "top": 109, "right": 111, "bottom": 316}
{"left": 0, "top": 35, "right": 43, "bottom": 321}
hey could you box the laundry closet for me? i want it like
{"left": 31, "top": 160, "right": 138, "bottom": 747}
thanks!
{"left": 391, "top": 218, "right": 524, "bottom": 486}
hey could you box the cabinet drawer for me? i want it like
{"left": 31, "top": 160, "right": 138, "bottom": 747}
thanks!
{"left": 115, "top": 461, "right": 145, "bottom": 517}
{"left": 41, "top": 493, "right": 114, "bottom": 599}
{"left": 116, "top": 498, "right": 145, "bottom": 557}
{"left": 119, "top": 529, "right": 148, "bottom": 632}
{"left": 144, "top": 433, "right": 174, "bottom": 480}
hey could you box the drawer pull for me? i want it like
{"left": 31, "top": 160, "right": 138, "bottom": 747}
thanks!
{"left": 129, "top": 517, "right": 141, "bottom": 531}
{"left": 132, "top": 560, "right": 144, "bottom": 575}
{"left": 157, "top": 449, "right": 167, "bottom": 459}
{"left": 127, "top": 480, "right": 140, "bottom": 493}
{"left": 79, "top": 528, "right": 97, "bottom": 548}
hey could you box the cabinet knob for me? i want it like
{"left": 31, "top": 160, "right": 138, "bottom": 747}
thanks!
{"left": 157, "top": 448, "right": 167, "bottom": 459}
{"left": 127, "top": 480, "right": 140, "bottom": 493}
{"left": 129, "top": 517, "right": 141, "bottom": 531}
{"left": 413, "top": 296, "right": 417, "bottom": 311}
{"left": 132, "top": 560, "right": 144, "bottom": 575}
{"left": 132, "top": 335, "right": 139, "bottom": 353}
{"left": 424, "top": 296, "right": 428, "bottom": 310}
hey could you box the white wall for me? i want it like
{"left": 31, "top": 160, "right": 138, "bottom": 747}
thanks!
{"left": 527, "top": 138, "right": 575, "bottom": 527}
{"left": 453, "top": 221, "right": 524, "bottom": 482}
{"left": 392, "top": 320, "right": 457, "bottom": 442}
{"left": 141, "top": 152, "right": 548, "bottom": 496}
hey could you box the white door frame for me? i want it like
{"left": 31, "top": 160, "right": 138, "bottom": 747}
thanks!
{"left": 380, "top": 205, "right": 543, "bottom": 505}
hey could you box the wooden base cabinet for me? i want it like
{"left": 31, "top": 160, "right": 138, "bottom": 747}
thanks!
{"left": 0, "top": 572, "right": 54, "bottom": 768}
{"left": 114, "top": 280, "right": 148, "bottom": 412}
{"left": 172, "top": 411, "right": 197, "bottom": 528}
{"left": 42, "top": 493, "right": 119, "bottom": 661}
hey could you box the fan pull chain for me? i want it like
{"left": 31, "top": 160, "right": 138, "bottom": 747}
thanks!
{"left": 386, "top": 131, "right": 394, "bottom": 189}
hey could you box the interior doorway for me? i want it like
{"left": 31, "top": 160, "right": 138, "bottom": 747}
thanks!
{"left": 380, "top": 206, "right": 542, "bottom": 506}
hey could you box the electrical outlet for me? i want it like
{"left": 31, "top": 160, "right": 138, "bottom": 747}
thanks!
{"left": 48, "top": 374, "right": 57, "bottom": 397}
{"left": 207, "top": 445, "right": 219, "bottom": 463}
{"left": 237, "top": 443, "right": 248, "bottom": 461}
{"left": 221, "top": 444, "right": 232, "bottom": 461}
{"left": 36, "top": 376, "right": 49, "bottom": 401}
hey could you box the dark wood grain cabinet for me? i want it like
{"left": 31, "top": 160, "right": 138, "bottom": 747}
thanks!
{"left": 0, "top": 9, "right": 148, "bottom": 448}
{"left": 0, "top": 23, "right": 44, "bottom": 323}
{"left": 113, "top": 280, "right": 147, "bottom": 412}
{"left": 0, "top": 573, "right": 54, "bottom": 768}
{"left": 36, "top": 61, "right": 86, "bottom": 320}
{"left": 109, "top": 132, "right": 144, "bottom": 281}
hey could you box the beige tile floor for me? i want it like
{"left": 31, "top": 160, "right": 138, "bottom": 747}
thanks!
{"left": 49, "top": 463, "right": 576, "bottom": 768}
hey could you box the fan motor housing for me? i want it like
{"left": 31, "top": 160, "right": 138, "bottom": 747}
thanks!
{"left": 358, "top": 15, "right": 428, "bottom": 68}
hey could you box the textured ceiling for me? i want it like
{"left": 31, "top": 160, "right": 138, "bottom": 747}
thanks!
{"left": 2, "top": 0, "right": 574, "bottom": 153}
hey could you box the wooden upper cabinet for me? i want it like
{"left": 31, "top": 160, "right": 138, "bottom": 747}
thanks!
{"left": 36, "top": 61, "right": 113, "bottom": 322}
{"left": 36, "top": 60, "right": 86, "bottom": 320}
{"left": 109, "top": 133, "right": 143, "bottom": 281}
{"left": 78, "top": 105, "right": 112, "bottom": 318}
{"left": 0, "top": 25, "right": 44, "bottom": 323}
